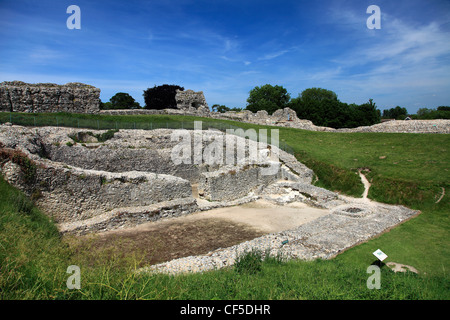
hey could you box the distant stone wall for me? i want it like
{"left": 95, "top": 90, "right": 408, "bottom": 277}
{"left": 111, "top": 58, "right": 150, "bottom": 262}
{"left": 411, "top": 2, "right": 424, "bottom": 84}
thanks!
{"left": 100, "top": 107, "right": 450, "bottom": 134}
{"left": 209, "top": 108, "right": 450, "bottom": 134}
{"left": 0, "top": 81, "right": 100, "bottom": 113}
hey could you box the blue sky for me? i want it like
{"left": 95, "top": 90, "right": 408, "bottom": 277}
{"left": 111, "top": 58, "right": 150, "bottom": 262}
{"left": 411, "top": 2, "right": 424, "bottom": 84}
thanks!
{"left": 1, "top": 0, "right": 449, "bottom": 114}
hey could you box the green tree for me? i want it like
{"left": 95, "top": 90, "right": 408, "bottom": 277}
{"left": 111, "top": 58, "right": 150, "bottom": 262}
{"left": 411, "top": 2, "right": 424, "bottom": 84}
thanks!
{"left": 415, "top": 107, "right": 450, "bottom": 119}
{"left": 289, "top": 88, "right": 381, "bottom": 128}
{"left": 353, "top": 99, "right": 381, "bottom": 126}
{"left": 289, "top": 88, "right": 341, "bottom": 127}
{"left": 101, "top": 92, "right": 140, "bottom": 110}
{"left": 382, "top": 106, "right": 408, "bottom": 119}
{"left": 211, "top": 104, "right": 230, "bottom": 113}
{"left": 300, "top": 87, "right": 338, "bottom": 103}
{"left": 246, "top": 84, "right": 290, "bottom": 115}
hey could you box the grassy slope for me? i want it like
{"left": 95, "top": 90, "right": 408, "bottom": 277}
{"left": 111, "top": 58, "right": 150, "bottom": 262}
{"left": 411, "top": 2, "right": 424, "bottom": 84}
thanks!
{"left": 0, "top": 112, "right": 448, "bottom": 299}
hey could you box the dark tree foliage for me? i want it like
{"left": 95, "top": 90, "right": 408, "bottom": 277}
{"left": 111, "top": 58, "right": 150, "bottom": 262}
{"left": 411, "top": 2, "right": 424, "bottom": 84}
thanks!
{"left": 100, "top": 92, "right": 141, "bottom": 110}
{"left": 211, "top": 104, "right": 230, "bottom": 113}
{"left": 289, "top": 88, "right": 381, "bottom": 129}
{"left": 246, "top": 84, "right": 290, "bottom": 115}
{"left": 413, "top": 107, "right": 450, "bottom": 119}
{"left": 382, "top": 106, "right": 408, "bottom": 119}
{"left": 437, "top": 106, "right": 450, "bottom": 111}
{"left": 143, "top": 84, "right": 184, "bottom": 110}
{"left": 352, "top": 99, "right": 381, "bottom": 126}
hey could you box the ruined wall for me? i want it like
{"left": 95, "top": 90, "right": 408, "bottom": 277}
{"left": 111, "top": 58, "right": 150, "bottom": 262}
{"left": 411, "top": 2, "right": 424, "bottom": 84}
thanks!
{"left": 175, "top": 89, "right": 209, "bottom": 112}
{"left": 100, "top": 107, "right": 450, "bottom": 134}
{"left": 0, "top": 123, "right": 317, "bottom": 234}
{"left": 0, "top": 81, "right": 100, "bottom": 113}
{"left": 198, "top": 162, "right": 282, "bottom": 201}
{"left": 1, "top": 159, "right": 193, "bottom": 224}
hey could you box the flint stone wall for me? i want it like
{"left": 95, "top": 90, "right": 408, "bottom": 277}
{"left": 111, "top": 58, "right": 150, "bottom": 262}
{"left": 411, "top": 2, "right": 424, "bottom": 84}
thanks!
{"left": 0, "top": 125, "right": 195, "bottom": 226}
{"left": 1, "top": 159, "right": 193, "bottom": 224}
{"left": 0, "top": 124, "right": 313, "bottom": 232}
{"left": 43, "top": 128, "right": 313, "bottom": 185}
{"left": 101, "top": 107, "right": 450, "bottom": 134}
{"left": 0, "top": 81, "right": 100, "bottom": 113}
{"left": 198, "top": 162, "right": 281, "bottom": 201}
{"left": 175, "top": 89, "right": 209, "bottom": 112}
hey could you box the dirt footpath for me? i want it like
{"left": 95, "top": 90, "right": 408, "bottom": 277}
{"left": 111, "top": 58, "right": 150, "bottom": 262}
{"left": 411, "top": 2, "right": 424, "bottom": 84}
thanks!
{"left": 69, "top": 200, "right": 329, "bottom": 267}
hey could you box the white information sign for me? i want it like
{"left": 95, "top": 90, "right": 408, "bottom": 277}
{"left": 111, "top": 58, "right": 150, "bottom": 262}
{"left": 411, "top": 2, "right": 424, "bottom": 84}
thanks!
{"left": 373, "top": 249, "right": 388, "bottom": 261}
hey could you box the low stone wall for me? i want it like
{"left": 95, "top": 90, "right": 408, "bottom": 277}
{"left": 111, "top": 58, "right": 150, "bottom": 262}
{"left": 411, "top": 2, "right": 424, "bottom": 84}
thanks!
{"left": 0, "top": 81, "right": 100, "bottom": 113}
{"left": 0, "top": 157, "right": 193, "bottom": 224}
{"left": 100, "top": 107, "right": 450, "bottom": 134}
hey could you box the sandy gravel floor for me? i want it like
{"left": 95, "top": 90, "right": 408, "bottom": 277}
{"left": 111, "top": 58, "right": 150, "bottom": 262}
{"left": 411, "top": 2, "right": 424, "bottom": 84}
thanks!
{"left": 70, "top": 199, "right": 330, "bottom": 267}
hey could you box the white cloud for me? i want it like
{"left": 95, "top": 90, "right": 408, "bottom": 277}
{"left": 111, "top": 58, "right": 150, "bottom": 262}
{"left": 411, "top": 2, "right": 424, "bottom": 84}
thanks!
{"left": 258, "top": 49, "right": 290, "bottom": 61}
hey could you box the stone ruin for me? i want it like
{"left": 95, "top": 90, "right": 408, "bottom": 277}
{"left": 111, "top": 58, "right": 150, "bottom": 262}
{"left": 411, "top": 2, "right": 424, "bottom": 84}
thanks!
{"left": 0, "top": 124, "right": 313, "bottom": 235}
{"left": 2, "top": 81, "right": 447, "bottom": 134}
{"left": 102, "top": 106, "right": 450, "bottom": 134}
{"left": 175, "top": 89, "right": 209, "bottom": 112}
{"left": 0, "top": 123, "right": 420, "bottom": 274}
{"left": 0, "top": 81, "right": 211, "bottom": 115}
{"left": 0, "top": 81, "right": 101, "bottom": 113}
{"left": 0, "top": 80, "right": 434, "bottom": 273}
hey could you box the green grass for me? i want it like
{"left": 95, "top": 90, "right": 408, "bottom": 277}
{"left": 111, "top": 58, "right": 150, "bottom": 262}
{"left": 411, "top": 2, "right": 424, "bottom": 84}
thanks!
{"left": 0, "top": 112, "right": 448, "bottom": 299}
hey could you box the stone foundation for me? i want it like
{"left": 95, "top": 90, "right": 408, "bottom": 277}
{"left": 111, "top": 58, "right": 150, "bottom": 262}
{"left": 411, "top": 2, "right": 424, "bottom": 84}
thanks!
{"left": 0, "top": 124, "right": 313, "bottom": 234}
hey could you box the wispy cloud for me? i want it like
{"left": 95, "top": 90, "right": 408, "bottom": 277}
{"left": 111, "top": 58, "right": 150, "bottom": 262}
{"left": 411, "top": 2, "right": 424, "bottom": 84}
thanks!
{"left": 257, "top": 49, "right": 290, "bottom": 61}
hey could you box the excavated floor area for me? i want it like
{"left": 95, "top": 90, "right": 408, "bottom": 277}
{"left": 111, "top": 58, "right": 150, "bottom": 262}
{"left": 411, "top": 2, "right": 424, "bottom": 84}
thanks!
{"left": 69, "top": 200, "right": 329, "bottom": 267}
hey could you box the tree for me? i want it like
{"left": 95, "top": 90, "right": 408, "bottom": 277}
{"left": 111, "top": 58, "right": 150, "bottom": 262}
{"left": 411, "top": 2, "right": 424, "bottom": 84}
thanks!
{"left": 289, "top": 88, "right": 341, "bottom": 127}
{"left": 353, "top": 99, "right": 381, "bottom": 126}
{"left": 143, "top": 84, "right": 184, "bottom": 110}
{"left": 437, "top": 106, "right": 450, "bottom": 112}
{"left": 211, "top": 104, "right": 230, "bottom": 113}
{"left": 415, "top": 107, "right": 450, "bottom": 119}
{"left": 246, "top": 84, "right": 290, "bottom": 115}
{"left": 300, "top": 87, "right": 338, "bottom": 103}
{"left": 382, "top": 106, "right": 408, "bottom": 119}
{"left": 100, "top": 93, "right": 140, "bottom": 110}
{"left": 289, "top": 88, "right": 381, "bottom": 128}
